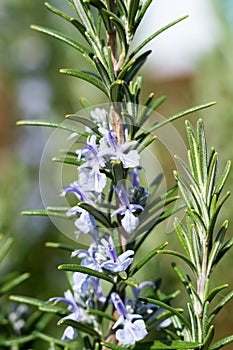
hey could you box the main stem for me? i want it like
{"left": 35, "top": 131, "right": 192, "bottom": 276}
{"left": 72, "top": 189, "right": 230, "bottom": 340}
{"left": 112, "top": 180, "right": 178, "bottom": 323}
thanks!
{"left": 103, "top": 2, "right": 127, "bottom": 348}
{"left": 195, "top": 234, "right": 209, "bottom": 344}
{"left": 108, "top": 0, "right": 124, "bottom": 145}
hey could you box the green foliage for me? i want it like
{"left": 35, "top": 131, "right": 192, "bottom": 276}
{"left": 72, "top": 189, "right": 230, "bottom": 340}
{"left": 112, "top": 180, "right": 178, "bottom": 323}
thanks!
{"left": 172, "top": 119, "right": 233, "bottom": 348}
{"left": 7, "top": 1, "right": 232, "bottom": 350}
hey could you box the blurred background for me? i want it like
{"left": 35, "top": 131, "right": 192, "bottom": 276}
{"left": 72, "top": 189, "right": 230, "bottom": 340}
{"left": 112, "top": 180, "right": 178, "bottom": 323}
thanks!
{"left": 0, "top": 0, "right": 232, "bottom": 347}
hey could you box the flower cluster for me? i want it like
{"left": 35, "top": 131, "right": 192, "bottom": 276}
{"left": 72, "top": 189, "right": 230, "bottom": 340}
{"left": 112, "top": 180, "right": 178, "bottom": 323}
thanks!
{"left": 46, "top": 108, "right": 171, "bottom": 346}
{"left": 62, "top": 109, "right": 147, "bottom": 238}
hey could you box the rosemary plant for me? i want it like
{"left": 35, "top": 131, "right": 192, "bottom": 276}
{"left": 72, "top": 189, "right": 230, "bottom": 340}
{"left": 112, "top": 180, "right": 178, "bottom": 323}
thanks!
{"left": 2, "top": 1, "right": 232, "bottom": 349}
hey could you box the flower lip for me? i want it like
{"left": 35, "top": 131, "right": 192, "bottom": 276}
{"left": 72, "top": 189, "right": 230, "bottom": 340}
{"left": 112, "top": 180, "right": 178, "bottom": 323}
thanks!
{"left": 61, "top": 181, "right": 87, "bottom": 202}
{"left": 110, "top": 292, "right": 148, "bottom": 345}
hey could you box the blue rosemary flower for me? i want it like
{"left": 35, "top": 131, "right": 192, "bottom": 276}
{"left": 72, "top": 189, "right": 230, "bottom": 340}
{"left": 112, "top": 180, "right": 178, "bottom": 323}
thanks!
{"left": 99, "top": 123, "right": 140, "bottom": 168}
{"left": 100, "top": 236, "right": 134, "bottom": 272}
{"left": 90, "top": 107, "right": 108, "bottom": 128}
{"left": 61, "top": 182, "right": 97, "bottom": 237}
{"left": 76, "top": 135, "right": 107, "bottom": 192}
{"left": 72, "top": 237, "right": 134, "bottom": 276}
{"left": 48, "top": 290, "right": 90, "bottom": 341}
{"left": 130, "top": 282, "right": 171, "bottom": 328}
{"left": 67, "top": 205, "right": 97, "bottom": 236}
{"left": 129, "top": 167, "right": 149, "bottom": 207}
{"left": 72, "top": 243, "right": 103, "bottom": 294}
{"left": 111, "top": 292, "right": 148, "bottom": 346}
{"left": 111, "top": 184, "right": 144, "bottom": 233}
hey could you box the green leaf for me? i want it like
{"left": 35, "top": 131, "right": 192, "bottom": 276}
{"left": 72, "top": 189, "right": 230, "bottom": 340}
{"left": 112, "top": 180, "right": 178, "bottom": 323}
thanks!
{"left": 206, "top": 284, "right": 228, "bottom": 303}
{"left": 85, "top": 30, "right": 108, "bottom": 71}
{"left": 157, "top": 250, "right": 196, "bottom": 272}
{"left": 59, "top": 68, "right": 109, "bottom": 95}
{"left": 0, "top": 237, "right": 13, "bottom": 264}
{"left": 44, "top": 2, "right": 87, "bottom": 37}
{"left": 130, "top": 16, "right": 188, "bottom": 60}
{"left": 9, "top": 295, "right": 47, "bottom": 308}
{"left": 38, "top": 303, "right": 69, "bottom": 317}
{"left": 138, "top": 135, "right": 157, "bottom": 153}
{"left": 197, "top": 119, "right": 208, "bottom": 187}
{"left": 35, "top": 331, "right": 78, "bottom": 348}
{"left": 129, "top": 242, "right": 168, "bottom": 276}
{"left": 78, "top": 202, "right": 112, "bottom": 227}
{"left": 21, "top": 209, "right": 71, "bottom": 220}
{"left": 0, "top": 335, "right": 35, "bottom": 347}
{"left": 60, "top": 318, "right": 101, "bottom": 339}
{"left": 209, "top": 290, "right": 233, "bottom": 322}
{"left": 65, "top": 114, "right": 100, "bottom": 133}
{"left": 139, "top": 297, "right": 190, "bottom": 330}
{"left": 86, "top": 309, "right": 115, "bottom": 322}
{"left": 16, "top": 119, "right": 85, "bottom": 134}
{"left": 101, "top": 8, "right": 128, "bottom": 53}
{"left": 120, "top": 276, "right": 139, "bottom": 288}
{"left": 110, "top": 80, "right": 125, "bottom": 102}
{"left": 30, "top": 25, "right": 94, "bottom": 66}
{"left": 118, "top": 50, "right": 151, "bottom": 82}
{"left": 134, "top": 0, "right": 153, "bottom": 31}
{"left": 172, "top": 263, "right": 200, "bottom": 304}
{"left": 209, "top": 335, "right": 233, "bottom": 350}
{"left": 208, "top": 191, "right": 230, "bottom": 241}
{"left": 207, "top": 220, "right": 228, "bottom": 274}
{"left": 45, "top": 241, "right": 75, "bottom": 252}
{"left": 174, "top": 219, "right": 195, "bottom": 265}
{"left": 93, "top": 55, "right": 112, "bottom": 88}
{"left": 206, "top": 150, "right": 218, "bottom": 206}
{"left": 0, "top": 273, "right": 30, "bottom": 296}
{"left": 202, "top": 325, "right": 215, "bottom": 350}
{"left": 134, "top": 201, "right": 185, "bottom": 253}
{"left": 52, "top": 156, "right": 81, "bottom": 166}
{"left": 45, "top": 2, "right": 72, "bottom": 21}
{"left": 128, "top": 0, "right": 140, "bottom": 29}
{"left": 73, "top": 0, "right": 97, "bottom": 34}
{"left": 149, "top": 340, "right": 201, "bottom": 349}
{"left": 137, "top": 95, "right": 167, "bottom": 128}
{"left": 202, "top": 301, "right": 210, "bottom": 339}
{"left": 58, "top": 264, "right": 114, "bottom": 283}
{"left": 100, "top": 342, "right": 126, "bottom": 350}
{"left": 215, "top": 160, "right": 231, "bottom": 197}
{"left": 213, "top": 237, "right": 233, "bottom": 267}
{"left": 137, "top": 102, "right": 216, "bottom": 140}
{"left": 187, "top": 302, "right": 198, "bottom": 341}
{"left": 185, "top": 120, "right": 201, "bottom": 187}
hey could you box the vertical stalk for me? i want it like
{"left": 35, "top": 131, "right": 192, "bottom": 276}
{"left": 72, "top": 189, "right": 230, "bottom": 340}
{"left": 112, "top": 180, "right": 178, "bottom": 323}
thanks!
{"left": 108, "top": 0, "right": 125, "bottom": 144}
{"left": 195, "top": 237, "right": 208, "bottom": 343}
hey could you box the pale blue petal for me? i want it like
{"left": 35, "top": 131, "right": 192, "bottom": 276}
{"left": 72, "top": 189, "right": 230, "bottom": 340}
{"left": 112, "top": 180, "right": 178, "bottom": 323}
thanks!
{"left": 121, "top": 209, "right": 139, "bottom": 233}
{"left": 119, "top": 150, "right": 140, "bottom": 168}
{"left": 119, "top": 257, "right": 134, "bottom": 271}
{"left": 118, "top": 250, "right": 134, "bottom": 263}
{"left": 116, "top": 319, "right": 147, "bottom": 345}
{"left": 62, "top": 326, "right": 77, "bottom": 340}
{"left": 94, "top": 171, "right": 106, "bottom": 192}
{"left": 75, "top": 211, "right": 96, "bottom": 234}
{"left": 116, "top": 328, "right": 135, "bottom": 345}
{"left": 130, "top": 319, "right": 148, "bottom": 341}
{"left": 101, "top": 261, "right": 119, "bottom": 272}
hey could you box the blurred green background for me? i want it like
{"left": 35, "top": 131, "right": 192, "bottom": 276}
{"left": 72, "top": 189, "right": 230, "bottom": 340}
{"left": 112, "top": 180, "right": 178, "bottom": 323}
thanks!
{"left": 0, "top": 0, "right": 232, "bottom": 348}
